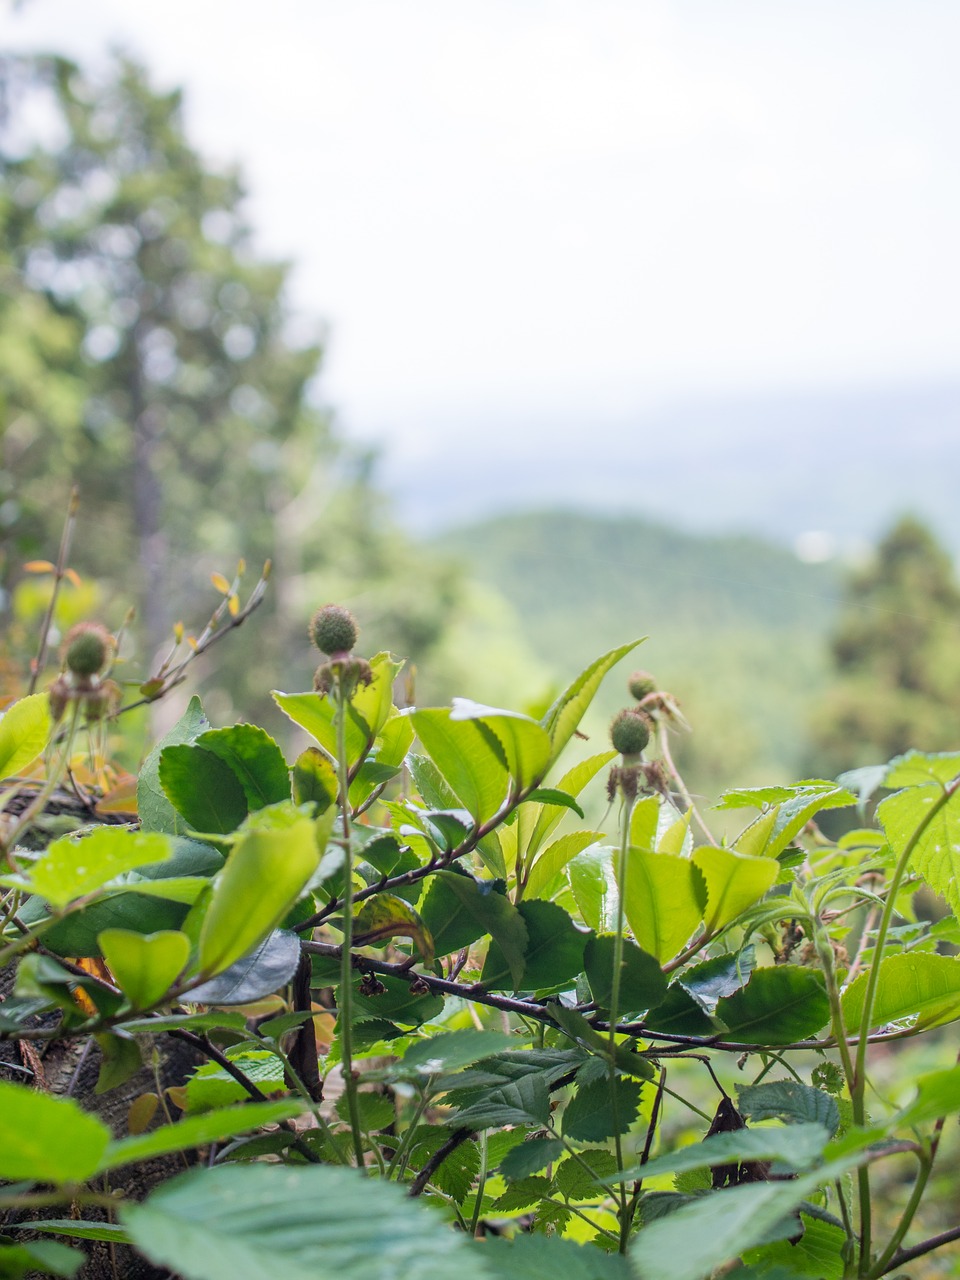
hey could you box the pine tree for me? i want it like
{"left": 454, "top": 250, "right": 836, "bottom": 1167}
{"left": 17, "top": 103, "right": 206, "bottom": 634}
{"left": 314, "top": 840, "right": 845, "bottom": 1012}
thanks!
{"left": 810, "top": 515, "right": 960, "bottom": 774}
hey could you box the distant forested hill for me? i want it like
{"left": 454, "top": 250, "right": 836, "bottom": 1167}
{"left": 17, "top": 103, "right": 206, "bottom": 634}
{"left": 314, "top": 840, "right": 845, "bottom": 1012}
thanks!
{"left": 433, "top": 511, "right": 844, "bottom": 797}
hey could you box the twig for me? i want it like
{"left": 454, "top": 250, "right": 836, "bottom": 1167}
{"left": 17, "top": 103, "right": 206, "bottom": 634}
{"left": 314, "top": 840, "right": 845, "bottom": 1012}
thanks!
{"left": 28, "top": 486, "right": 79, "bottom": 695}
{"left": 408, "top": 1126, "right": 474, "bottom": 1198}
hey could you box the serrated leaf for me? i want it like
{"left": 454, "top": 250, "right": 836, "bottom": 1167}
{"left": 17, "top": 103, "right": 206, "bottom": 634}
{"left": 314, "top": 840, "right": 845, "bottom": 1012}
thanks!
{"left": 138, "top": 696, "right": 211, "bottom": 834}
{"left": 563, "top": 1076, "right": 642, "bottom": 1141}
{"left": 841, "top": 951, "right": 960, "bottom": 1032}
{"left": 350, "top": 973, "right": 445, "bottom": 1026}
{"left": 717, "top": 968, "right": 830, "bottom": 1044}
{"left": 473, "top": 1235, "right": 631, "bottom": 1280}
{"left": 15, "top": 829, "right": 172, "bottom": 909}
{"left": 584, "top": 934, "right": 667, "bottom": 1014}
{"left": 568, "top": 844, "right": 618, "bottom": 932}
{"left": 693, "top": 846, "right": 779, "bottom": 932}
{"left": 196, "top": 724, "right": 291, "bottom": 810}
{"left": 619, "top": 849, "right": 705, "bottom": 963}
{"left": 541, "top": 640, "right": 644, "bottom": 762}
{"left": 879, "top": 773, "right": 960, "bottom": 915}
{"left": 351, "top": 895, "right": 434, "bottom": 961}
{"left": 450, "top": 1073, "right": 551, "bottom": 1130}
{"left": 482, "top": 899, "right": 588, "bottom": 992}
{"left": 524, "top": 830, "right": 602, "bottom": 900}
{"left": 735, "top": 785, "right": 854, "bottom": 859}
{"left": 406, "top": 1126, "right": 482, "bottom": 1202}
{"left": 553, "top": 1147, "right": 618, "bottom": 1199}
{"left": 737, "top": 1080, "right": 840, "bottom": 1136}
{"left": 180, "top": 1050, "right": 287, "bottom": 1114}
{"left": 122, "top": 1163, "right": 490, "bottom": 1280}
{"left": 615, "top": 1122, "right": 828, "bottom": 1183}
{"left": 159, "top": 744, "right": 249, "bottom": 834}
{"left": 291, "top": 746, "right": 338, "bottom": 811}
{"left": 419, "top": 870, "right": 527, "bottom": 978}
{"left": 498, "top": 1136, "right": 565, "bottom": 1181}
{"left": 450, "top": 699, "right": 552, "bottom": 792}
{"left": 678, "top": 947, "right": 756, "bottom": 1014}
{"left": 402, "top": 1029, "right": 517, "bottom": 1075}
{"left": 409, "top": 707, "right": 510, "bottom": 823}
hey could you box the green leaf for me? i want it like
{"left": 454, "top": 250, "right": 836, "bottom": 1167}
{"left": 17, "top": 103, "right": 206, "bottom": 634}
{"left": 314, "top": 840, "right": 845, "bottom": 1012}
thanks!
{"left": 122, "top": 1163, "right": 490, "bottom": 1280}
{"left": 188, "top": 929, "right": 301, "bottom": 1005}
{"left": 350, "top": 973, "right": 445, "bottom": 1026}
{"left": 630, "top": 794, "right": 661, "bottom": 849}
{"left": 896, "top": 1064, "right": 960, "bottom": 1128}
{"left": 498, "top": 1136, "right": 565, "bottom": 1182}
{"left": 541, "top": 640, "right": 644, "bottom": 762}
{"left": 351, "top": 894, "right": 434, "bottom": 961}
{"left": 451, "top": 1073, "right": 551, "bottom": 1130}
{"left": 735, "top": 784, "right": 854, "bottom": 859}
{"left": 98, "top": 928, "right": 190, "bottom": 1009}
{"left": 472, "top": 1236, "right": 631, "bottom": 1280}
{"left": 717, "top": 968, "right": 830, "bottom": 1044}
{"left": 0, "top": 1239, "right": 82, "bottom": 1278}
{"left": 885, "top": 749, "right": 960, "bottom": 788}
{"left": 677, "top": 947, "right": 756, "bottom": 1014}
{"left": 481, "top": 899, "right": 588, "bottom": 992}
{"left": 138, "top": 696, "right": 211, "bottom": 834}
{"left": 619, "top": 849, "right": 705, "bottom": 963}
{"left": 409, "top": 707, "right": 509, "bottom": 823}
{"left": 14, "top": 1221, "right": 129, "bottom": 1245}
{"left": 879, "top": 772, "right": 960, "bottom": 914}
{"left": 553, "top": 1148, "right": 619, "bottom": 1199}
{"left": 102, "top": 1100, "right": 302, "bottom": 1170}
{"left": 291, "top": 746, "right": 338, "bottom": 810}
{"left": 692, "top": 846, "right": 779, "bottom": 931}
{"left": 273, "top": 654, "right": 402, "bottom": 769}
{"left": 94, "top": 1032, "right": 143, "bottom": 1094}
{"left": 615, "top": 1122, "right": 828, "bottom": 1183}
{"left": 31, "top": 893, "right": 189, "bottom": 959}
{"left": 738, "top": 1080, "right": 840, "bottom": 1135}
{"left": 449, "top": 699, "right": 552, "bottom": 792}
{"left": 419, "top": 870, "right": 527, "bottom": 977}
{"left": 195, "top": 724, "right": 291, "bottom": 809}
{"left": 841, "top": 952, "right": 960, "bottom": 1032}
{"left": 181, "top": 1051, "right": 287, "bottom": 1114}
{"left": 525, "top": 830, "right": 602, "bottom": 900}
{"left": 563, "top": 1076, "right": 642, "bottom": 1141}
{"left": 159, "top": 744, "right": 249, "bottom": 834}
{"left": 405, "top": 1126, "right": 481, "bottom": 1202}
{"left": 14, "top": 829, "right": 172, "bottom": 909}
{"left": 528, "top": 751, "right": 617, "bottom": 854}
{"left": 644, "top": 983, "right": 717, "bottom": 1036}
{"left": 584, "top": 934, "right": 667, "bottom": 1014}
{"left": 0, "top": 692, "right": 51, "bottom": 778}
{"left": 629, "top": 1147, "right": 872, "bottom": 1280}
{"left": 0, "top": 1081, "right": 110, "bottom": 1183}
{"left": 524, "top": 788, "right": 584, "bottom": 818}
{"left": 197, "top": 818, "right": 319, "bottom": 975}
{"left": 568, "top": 844, "right": 618, "bottom": 932}
{"left": 402, "top": 1029, "right": 517, "bottom": 1075}
{"left": 742, "top": 1212, "right": 846, "bottom": 1280}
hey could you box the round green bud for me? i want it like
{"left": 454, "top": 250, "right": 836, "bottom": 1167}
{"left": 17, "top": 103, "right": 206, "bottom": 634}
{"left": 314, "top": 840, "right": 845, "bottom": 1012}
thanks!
{"left": 610, "top": 708, "right": 652, "bottom": 757}
{"left": 628, "top": 670, "right": 657, "bottom": 702}
{"left": 63, "top": 622, "right": 112, "bottom": 677}
{"left": 309, "top": 604, "right": 358, "bottom": 656}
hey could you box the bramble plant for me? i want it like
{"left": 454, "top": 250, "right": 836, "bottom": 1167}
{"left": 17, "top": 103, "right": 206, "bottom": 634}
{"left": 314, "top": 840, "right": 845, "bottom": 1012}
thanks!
{"left": 2, "top": 596, "right": 960, "bottom": 1280}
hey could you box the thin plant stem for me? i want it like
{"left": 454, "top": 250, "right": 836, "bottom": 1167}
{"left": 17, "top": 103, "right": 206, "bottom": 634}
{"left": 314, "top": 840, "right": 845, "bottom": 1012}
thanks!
{"left": 334, "top": 668, "right": 366, "bottom": 1171}
{"left": 852, "top": 772, "right": 960, "bottom": 1274}
{"left": 610, "top": 785, "right": 635, "bottom": 1253}
{"left": 657, "top": 721, "right": 718, "bottom": 846}
{"left": 28, "top": 486, "right": 79, "bottom": 696}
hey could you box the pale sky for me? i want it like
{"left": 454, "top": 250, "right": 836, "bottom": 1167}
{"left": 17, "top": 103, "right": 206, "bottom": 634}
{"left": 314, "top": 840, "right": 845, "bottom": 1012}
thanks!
{"left": 5, "top": 1, "right": 960, "bottom": 538}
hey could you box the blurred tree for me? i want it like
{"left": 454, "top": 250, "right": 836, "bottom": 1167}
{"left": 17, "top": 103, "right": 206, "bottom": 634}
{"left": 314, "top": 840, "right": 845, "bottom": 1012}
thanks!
{"left": 809, "top": 515, "right": 960, "bottom": 774}
{"left": 0, "top": 53, "right": 486, "bottom": 727}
